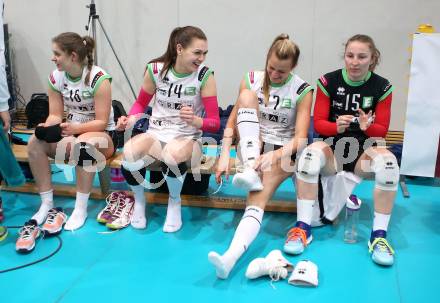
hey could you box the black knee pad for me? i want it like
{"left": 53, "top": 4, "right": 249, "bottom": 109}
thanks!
{"left": 74, "top": 142, "right": 99, "bottom": 167}
{"left": 35, "top": 124, "right": 63, "bottom": 143}
{"left": 121, "top": 166, "right": 147, "bottom": 185}
{"left": 161, "top": 162, "right": 188, "bottom": 178}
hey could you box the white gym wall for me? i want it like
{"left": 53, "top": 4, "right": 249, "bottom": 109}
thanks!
{"left": 4, "top": 0, "right": 440, "bottom": 130}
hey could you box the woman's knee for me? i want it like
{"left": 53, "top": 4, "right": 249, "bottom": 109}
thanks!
{"left": 237, "top": 89, "right": 258, "bottom": 108}
{"left": 371, "top": 150, "right": 399, "bottom": 191}
{"left": 296, "top": 144, "right": 327, "bottom": 184}
{"left": 27, "top": 135, "right": 49, "bottom": 159}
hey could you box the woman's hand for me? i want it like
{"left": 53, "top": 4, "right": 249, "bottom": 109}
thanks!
{"left": 336, "top": 115, "right": 354, "bottom": 134}
{"left": 254, "top": 149, "right": 281, "bottom": 172}
{"left": 0, "top": 111, "right": 11, "bottom": 133}
{"left": 60, "top": 122, "right": 79, "bottom": 137}
{"left": 358, "top": 109, "right": 374, "bottom": 131}
{"left": 180, "top": 106, "right": 201, "bottom": 127}
{"left": 116, "top": 115, "right": 137, "bottom": 131}
{"left": 180, "top": 106, "right": 194, "bottom": 124}
{"left": 215, "top": 151, "right": 231, "bottom": 184}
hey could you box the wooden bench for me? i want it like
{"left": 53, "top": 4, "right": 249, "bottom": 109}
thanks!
{"left": 385, "top": 131, "right": 404, "bottom": 147}
{"left": 4, "top": 130, "right": 405, "bottom": 212}
{"left": 5, "top": 143, "right": 296, "bottom": 213}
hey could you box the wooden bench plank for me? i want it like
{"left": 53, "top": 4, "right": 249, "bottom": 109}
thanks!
{"left": 2, "top": 182, "right": 296, "bottom": 213}
{"left": 385, "top": 131, "right": 404, "bottom": 146}
{"left": 8, "top": 129, "right": 403, "bottom": 213}
{"left": 11, "top": 144, "right": 235, "bottom": 175}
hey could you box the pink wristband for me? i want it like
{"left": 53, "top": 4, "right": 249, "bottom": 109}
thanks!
{"left": 201, "top": 95, "right": 220, "bottom": 133}
{"left": 129, "top": 87, "right": 153, "bottom": 115}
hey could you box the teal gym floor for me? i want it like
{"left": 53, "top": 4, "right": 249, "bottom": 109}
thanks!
{"left": 1, "top": 173, "right": 439, "bottom": 302}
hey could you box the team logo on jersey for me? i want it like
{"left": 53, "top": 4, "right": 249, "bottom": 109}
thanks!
{"left": 383, "top": 83, "right": 392, "bottom": 92}
{"left": 91, "top": 71, "right": 104, "bottom": 89}
{"left": 333, "top": 100, "right": 344, "bottom": 109}
{"left": 319, "top": 76, "right": 328, "bottom": 86}
{"left": 297, "top": 83, "right": 310, "bottom": 95}
{"left": 260, "top": 112, "right": 288, "bottom": 126}
{"left": 249, "top": 71, "right": 255, "bottom": 84}
{"left": 157, "top": 88, "right": 167, "bottom": 96}
{"left": 337, "top": 87, "right": 346, "bottom": 96}
{"left": 49, "top": 73, "right": 56, "bottom": 85}
{"left": 184, "top": 87, "right": 196, "bottom": 96}
{"left": 363, "top": 96, "right": 373, "bottom": 108}
{"left": 281, "top": 98, "right": 292, "bottom": 108}
{"left": 198, "top": 66, "right": 209, "bottom": 81}
{"left": 152, "top": 63, "right": 159, "bottom": 74}
{"left": 82, "top": 90, "right": 93, "bottom": 98}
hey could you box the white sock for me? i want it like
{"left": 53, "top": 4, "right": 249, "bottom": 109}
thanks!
{"left": 163, "top": 172, "right": 186, "bottom": 232}
{"left": 131, "top": 185, "right": 147, "bottom": 229}
{"left": 373, "top": 212, "right": 391, "bottom": 232}
{"left": 296, "top": 199, "right": 315, "bottom": 225}
{"left": 65, "top": 192, "right": 90, "bottom": 231}
{"left": 32, "top": 190, "right": 54, "bottom": 225}
{"left": 209, "top": 206, "right": 264, "bottom": 279}
{"left": 237, "top": 108, "right": 260, "bottom": 169}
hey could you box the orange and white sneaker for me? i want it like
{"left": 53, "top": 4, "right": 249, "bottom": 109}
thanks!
{"left": 16, "top": 219, "right": 41, "bottom": 253}
{"left": 283, "top": 222, "right": 313, "bottom": 255}
{"left": 42, "top": 207, "right": 67, "bottom": 235}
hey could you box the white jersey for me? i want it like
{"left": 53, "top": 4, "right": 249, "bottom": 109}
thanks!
{"left": 48, "top": 65, "right": 115, "bottom": 131}
{"left": 246, "top": 71, "right": 312, "bottom": 146}
{"left": 147, "top": 62, "right": 212, "bottom": 143}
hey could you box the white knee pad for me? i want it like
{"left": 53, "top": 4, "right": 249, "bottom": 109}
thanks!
{"left": 372, "top": 154, "right": 399, "bottom": 191}
{"left": 121, "top": 159, "right": 145, "bottom": 172}
{"left": 296, "top": 148, "right": 326, "bottom": 184}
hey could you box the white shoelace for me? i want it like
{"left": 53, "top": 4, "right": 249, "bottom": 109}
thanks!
{"left": 269, "top": 266, "right": 288, "bottom": 282}
{"left": 210, "top": 178, "right": 223, "bottom": 195}
{"left": 45, "top": 209, "right": 58, "bottom": 225}
{"left": 104, "top": 192, "right": 123, "bottom": 212}
{"left": 19, "top": 224, "right": 43, "bottom": 240}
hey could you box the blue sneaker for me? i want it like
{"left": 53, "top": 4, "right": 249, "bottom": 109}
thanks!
{"left": 283, "top": 221, "right": 312, "bottom": 255}
{"left": 368, "top": 233, "right": 395, "bottom": 266}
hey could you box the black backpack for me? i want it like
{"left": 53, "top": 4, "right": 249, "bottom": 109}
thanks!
{"left": 25, "top": 93, "right": 49, "bottom": 128}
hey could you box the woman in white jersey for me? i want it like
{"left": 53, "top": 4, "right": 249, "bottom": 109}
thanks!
{"left": 27, "top": 32, "right": 117, "bottom": 232}
{"left": 116, "top": 26, "right": 220, "bottom": 232}
{"left": 208, "top": 34, "right": 313, "bottom": 279}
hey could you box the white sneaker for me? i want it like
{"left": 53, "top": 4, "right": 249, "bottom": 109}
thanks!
{"left": 97, "top": 191, "right": 124, "bottom": 224}
{"left": 106, "top": 195, "right": 135, "bottom": 230}
{"left": 232, "top": 168, "right": 263, "bottom": 192}
{"left": 245, "top": 249, "right": 293, "bottom": 280}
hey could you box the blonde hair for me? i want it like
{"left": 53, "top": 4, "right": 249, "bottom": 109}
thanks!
{"left": 262, "top": 34, "right": 300, "bottom": 103}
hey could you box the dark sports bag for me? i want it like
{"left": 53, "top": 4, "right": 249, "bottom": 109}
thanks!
{"left": 25, "top": 93, "right": 49, "bottom": 128}
{"left": 111, "top": 100, "right": 127, "bottom": 149}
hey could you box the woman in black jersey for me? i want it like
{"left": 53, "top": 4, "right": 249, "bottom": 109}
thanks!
{"left": 285, "top": 34, "right": 399, "bottom": 266}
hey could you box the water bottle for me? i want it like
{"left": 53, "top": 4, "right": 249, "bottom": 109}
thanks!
{"left": 344, "top": 194, "right": 362, "bottom": 243}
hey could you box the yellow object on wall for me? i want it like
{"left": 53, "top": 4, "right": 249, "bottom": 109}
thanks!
{"left": 417, "top": 24, "right": 436, "bottom": 33}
